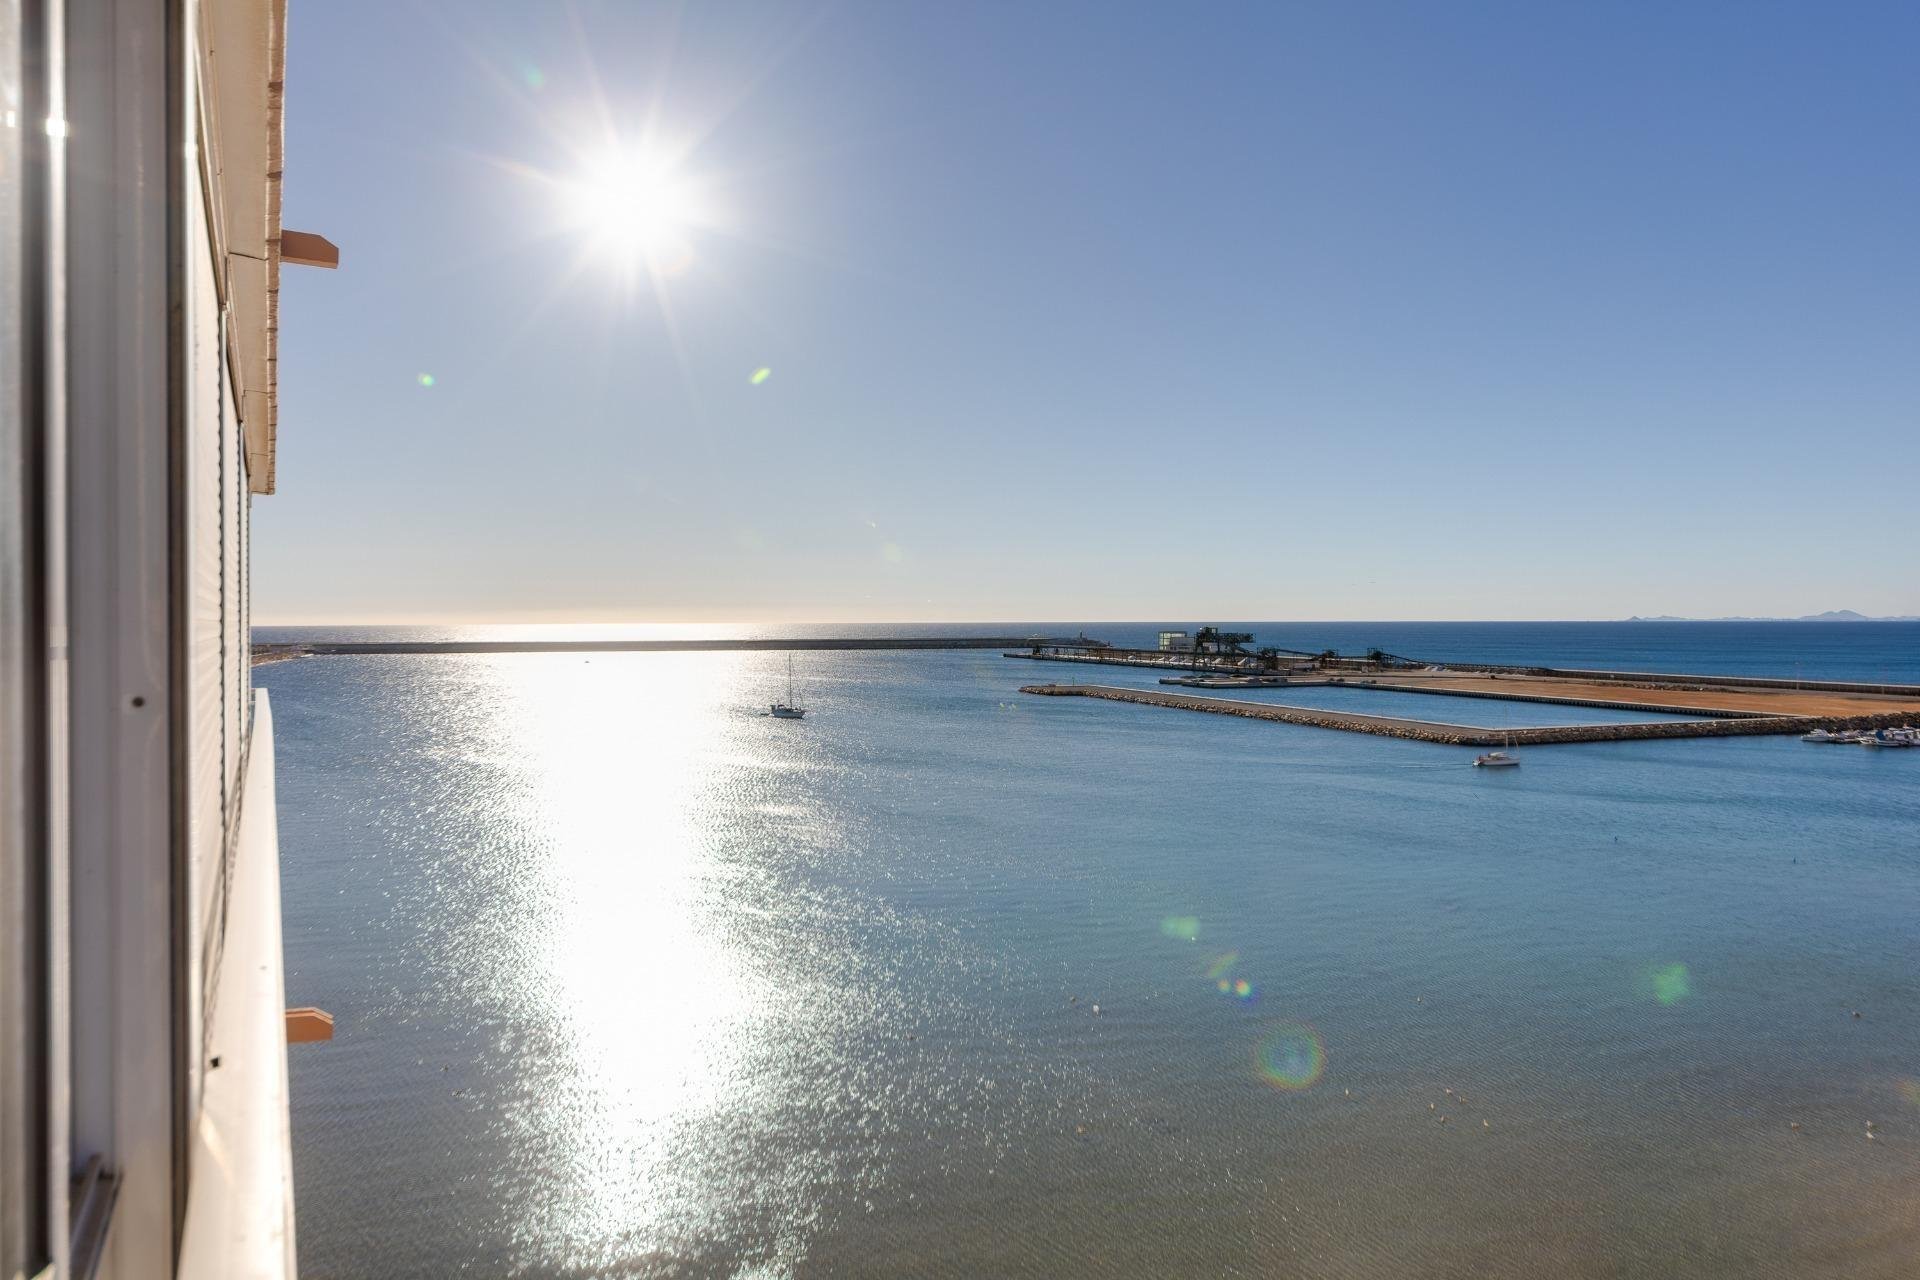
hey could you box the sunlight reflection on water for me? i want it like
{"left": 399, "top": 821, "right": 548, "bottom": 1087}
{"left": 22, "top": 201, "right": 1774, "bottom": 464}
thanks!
{"left": 273, "top": 647, "right": 1920, "bottom": 1279}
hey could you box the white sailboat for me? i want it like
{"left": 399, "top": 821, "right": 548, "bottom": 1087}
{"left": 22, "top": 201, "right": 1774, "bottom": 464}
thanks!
{"left": 1475, "top": 734, "right": 1520, "bottom": 767}
{"left": 770, "top": 654, "right": 807, "bottom": 719}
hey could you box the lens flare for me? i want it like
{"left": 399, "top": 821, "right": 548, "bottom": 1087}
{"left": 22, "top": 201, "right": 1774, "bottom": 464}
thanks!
{"left": 1896, "top": 1078, "right": 1920, "bottom": 1111}
{"left": 1159, "top": 916, "right": 1200, "bottom": 942}
{"left": 1644, "top": 962, "right": 1692, "bottom": 1006}
{"left": 1256, "top": 1022, "right": 1326, "bottom": 1090}
{"left": 1205, "top": 952, "right": 1238, "bottom": 980}
{"left": 750, "top": 367, "right": 772, "bottom": 385}
{"left": 1234, "top": 979, "right": 1253, "bottom": 999}
{"left": 560, "top": 147, "right": 704, "bottom": 267}
{"left": 416, "top": 373, "right": 436, "bottom": 388}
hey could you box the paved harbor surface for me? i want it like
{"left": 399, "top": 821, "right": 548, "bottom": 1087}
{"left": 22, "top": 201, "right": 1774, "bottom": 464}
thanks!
{"left": 1350, "top": 669, "right": 1920, "bottom": 720}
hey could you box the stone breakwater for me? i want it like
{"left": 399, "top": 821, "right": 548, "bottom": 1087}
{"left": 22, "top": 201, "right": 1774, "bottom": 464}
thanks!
{"left": 1018, "top": 684, "right": 1920, "bottom": 747}
{"left": 259, "top": 636, "right": 1070, "bottom": 660}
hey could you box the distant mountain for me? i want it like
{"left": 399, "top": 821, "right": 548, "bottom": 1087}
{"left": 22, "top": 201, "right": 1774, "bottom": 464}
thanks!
{"left": 1624, "top": 609, "right": 1920, "bottom": 622}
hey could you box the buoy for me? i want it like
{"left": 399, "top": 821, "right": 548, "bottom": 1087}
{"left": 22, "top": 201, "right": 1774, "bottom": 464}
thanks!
{"left": 1790, "top": 1122, "right": 1801, "bottom": 1131}
{"left": 1092, "top": 1004, "right": 1101, "bottom": 1015}
{"left": 1444, "top": 1088, "right": 1453, "bottom": 1095}
{"left": 1853, "top": 1010, "right": 1862, "bottom": 1019}
{"left": 1429, "top": 1102, "right": 1436, "bottom": 1111}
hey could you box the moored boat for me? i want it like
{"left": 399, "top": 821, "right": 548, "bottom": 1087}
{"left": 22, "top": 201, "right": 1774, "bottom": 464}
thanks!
{"left": 769, "top": 654, "right": 808, "bottom": 719}
{"left": 1859, "top": 728, "right": 1915, "bottom": 748}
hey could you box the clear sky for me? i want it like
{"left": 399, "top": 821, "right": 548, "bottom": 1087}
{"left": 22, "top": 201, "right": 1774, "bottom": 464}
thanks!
{"left": 261, "top": 1, "right": 1920, "bottom": 623}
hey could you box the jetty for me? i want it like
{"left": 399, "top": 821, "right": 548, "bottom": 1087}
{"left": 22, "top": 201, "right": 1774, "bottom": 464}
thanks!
{"left": 1019, "top": 683, "right": 1920, "bottom": 747}
{"left": 254, "top": 635, "right": 1076, "bottom": 664}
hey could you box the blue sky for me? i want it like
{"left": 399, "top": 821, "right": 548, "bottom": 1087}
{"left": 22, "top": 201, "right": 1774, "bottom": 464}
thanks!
{"left": 261, "top": 1, "right": 1920, "bottom": 623}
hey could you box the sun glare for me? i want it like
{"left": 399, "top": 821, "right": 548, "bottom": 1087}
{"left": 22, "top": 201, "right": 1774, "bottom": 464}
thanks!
{"left": 562, "top": 149, "right": 704, "bottom": 267}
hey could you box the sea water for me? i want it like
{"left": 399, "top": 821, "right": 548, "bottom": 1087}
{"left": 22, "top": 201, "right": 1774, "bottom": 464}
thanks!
{"left": 263, "top": 623, "right": 1920, "bottom": 1277}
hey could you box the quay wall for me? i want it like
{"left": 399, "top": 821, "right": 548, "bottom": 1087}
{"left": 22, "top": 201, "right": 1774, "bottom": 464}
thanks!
{"left": 1005, "top": 650, "right": 1279, "bottom": 675}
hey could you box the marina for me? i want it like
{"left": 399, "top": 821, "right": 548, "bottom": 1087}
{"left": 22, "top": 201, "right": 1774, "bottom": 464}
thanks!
{"left": 1012, "top": 633, "right": 1920, "bottom": 746}
{"left": 1805, "top": 726, "right": 1920, "bottom": 747}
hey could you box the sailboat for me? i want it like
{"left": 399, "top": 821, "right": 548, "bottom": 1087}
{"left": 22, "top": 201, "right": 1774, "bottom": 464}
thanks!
{"left": 1474, "top": 733, "right": 1520, "bottom": 767}
{"left": 770, "top": 654, "right": 807, "bottom": 719}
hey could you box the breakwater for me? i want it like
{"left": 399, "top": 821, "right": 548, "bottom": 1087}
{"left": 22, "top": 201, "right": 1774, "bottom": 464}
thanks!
{"left": 257, "top": 636, "right": 1068, "bottom": 663}
{"left": 1018, "top": 684, "right": 1920, "bottom": 746}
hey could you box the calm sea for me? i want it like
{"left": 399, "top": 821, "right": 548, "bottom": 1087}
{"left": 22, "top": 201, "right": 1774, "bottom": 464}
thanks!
{"left": 261, "top": 623, "right": 1920, "bottom": 1278}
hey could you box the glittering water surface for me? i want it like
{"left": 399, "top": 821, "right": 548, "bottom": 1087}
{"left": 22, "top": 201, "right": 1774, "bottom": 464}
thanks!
{"left": 267, "top": 626, "right": 1920, "bottom": 1278}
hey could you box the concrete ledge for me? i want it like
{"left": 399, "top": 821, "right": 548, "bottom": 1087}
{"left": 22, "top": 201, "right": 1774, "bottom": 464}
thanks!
{"left": 179, "top": 690, "right": 297, "bottom": 1279}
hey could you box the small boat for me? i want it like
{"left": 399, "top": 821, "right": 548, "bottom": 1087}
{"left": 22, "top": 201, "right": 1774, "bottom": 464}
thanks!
{"left": 1473, "top": 750, "right": 1520, "bottom": 768}
{"left": 769, "top": 654, "right": 806, "bottom": 719}
{"left": 1859, "top": 729, "right": 1913, "bottom": 749}
{"left": 1802, "top": 729, "right": 1842, "bottom": 743}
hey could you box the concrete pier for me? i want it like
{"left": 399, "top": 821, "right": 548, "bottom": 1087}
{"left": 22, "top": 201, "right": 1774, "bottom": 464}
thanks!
{"left": 1019, "top": 683, "right": 1920, "bottom": 747}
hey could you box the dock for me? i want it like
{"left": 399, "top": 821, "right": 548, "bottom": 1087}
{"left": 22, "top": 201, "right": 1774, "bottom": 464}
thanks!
{"left": 1159, "top": 675, "right": 1295, "bottom": 689}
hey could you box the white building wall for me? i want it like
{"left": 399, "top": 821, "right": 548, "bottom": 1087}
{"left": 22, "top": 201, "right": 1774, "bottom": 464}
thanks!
{"left": 11, "top": 0, "right": 289, "bottom": 1273}
{"left": 185, "top": 16, "right": 262, "bottom": 1131}
{"left": 186, "top": 120, "right": 221, "bottom": 1133}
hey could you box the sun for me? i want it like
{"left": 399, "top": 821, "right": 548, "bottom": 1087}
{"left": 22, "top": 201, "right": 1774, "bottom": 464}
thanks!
{"left": 560, "top": 148, "right": 704, "bottom": 267}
